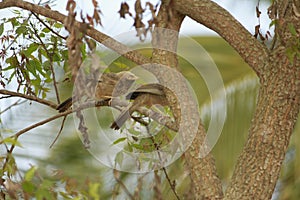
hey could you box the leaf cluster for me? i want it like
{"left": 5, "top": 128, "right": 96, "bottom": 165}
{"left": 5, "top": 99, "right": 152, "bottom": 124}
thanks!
{"left": 0, "top": 10, "right": 68, "bottom": 98}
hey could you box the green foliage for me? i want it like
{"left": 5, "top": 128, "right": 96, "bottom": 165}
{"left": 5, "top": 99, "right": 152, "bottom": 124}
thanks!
{"left": 1, "top": 137, "right": 22, "bottom": 147}
{"left": 1, "top": 141, "right": 106, "bottom": 199}
{"left": 0, "top": 11, "right": 67, "bottom": 97}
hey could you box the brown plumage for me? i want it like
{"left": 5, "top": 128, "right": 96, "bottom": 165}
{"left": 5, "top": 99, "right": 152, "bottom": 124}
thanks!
{"left": 110, "top": 83, "right": 169, "bottom": 130}
{"left": 56, "top": 71, "right": 137, "bottom": 112}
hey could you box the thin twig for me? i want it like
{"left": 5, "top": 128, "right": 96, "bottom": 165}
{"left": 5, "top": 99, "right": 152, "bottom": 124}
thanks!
{"left": 113, "top": 169, "right": 135, "bottom": 200}
{"left": 0, "top": 89, "right": 57, "bottom": 109}
{"left": 30, "top": 21, "right": 60, "bottom": 104}
{"left": 49, "top": 115, "right": 67, "bottom": 148}
{"left": 146, "top": 126, "right": 181, "bottom": 200}
{"left": 31, "top": 12, "right": 67, "bottom": 40}
{"left": 0, "top": 99, "right": 25, "bottom": 114}
{"left": 136, "top": 107, "right": 178, "bottom": 132}
{"left": 0, "top": 0, "right": 151, "bottom": 66}
{"left": 0, "top": 99, "right": 110, "bottom": 145}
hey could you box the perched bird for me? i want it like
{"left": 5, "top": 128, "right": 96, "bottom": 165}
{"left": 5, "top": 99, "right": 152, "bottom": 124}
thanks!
{"left": 110, "top": 83, "right": 169, "bottom": 130}
{"left": 57, "top": 71, "right": 137, "bottom": 112}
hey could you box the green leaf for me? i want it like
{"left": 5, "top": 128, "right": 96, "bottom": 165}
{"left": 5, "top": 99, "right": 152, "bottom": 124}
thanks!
{"left": 115, "top": 151, "right": 124, "bottom": 167}
{"left": 24, "top": 43, "right": 39, "bottom": 57}
{"left": 269, "top": 19, "right": 277, "bottom": 28}
{"left": 53, "top": 52, "right": 61, "bottom": 62}
{"left": 43, "top": 60, "right": 51, "bottom": 72}
{"left": 5, "top": 56, "right": 18, "bottom": 67}
{"left": 88, "top": 183, "right": 100, "bottom": 199}
{"left": 53, "top": 22, "right": 63, "bottom": 28}
{"left": 124, "top": 143, "right": 133, "bottom": 152}
{"left": 128, "top": 128, "right": 141, "bottom": 136}
{"left": 131, "top": 143, "right": 144, "bottom": 150}
{"left": 2, "top": 137, "right": 22, "bottom": 147}
{"left": 61, "top": 49, "right": 69, "bottom": 60}
{"left": 42, "top": 90, "right": 47, "bottom": 99}
{"left": 38, "top": 48, "right": 48, "bottom": 57}
{"left": 12, "top": 9, "right": 21, "bottom": 15}
{"left": 39, "top": 32, "right": 45, "bottom": 38}
{"left": 36, "top": 188, "right": 54, "bottom": 200}
{"left": 0, "top": 23, "right": 4, "bottom": 36}
{"left": 22, "top": 181, "right": 36, "bottom": 194}
{"left": 24, "top": 166, "right": 37, "bottom": 181}
{"left": 28, "top": 59, "right": 42, "bottom": 77}
{"left": 59, "top": 192, "right": 73, "bottom": 199}
{"left": 16, "top": 26, "right": 27, "bottom": 35}
{"left": 10, "top": 17, "right": 19, "bottom": 28}
{"left": 112, "top": 137, "right": 127, "bottom": 145}
{"left": 42, "top": 27, "right": 50, "bottom": 33}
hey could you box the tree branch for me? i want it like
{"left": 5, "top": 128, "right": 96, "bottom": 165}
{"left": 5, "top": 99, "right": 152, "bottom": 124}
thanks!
{"left": 150, "top": 1, "right": 223, "bottom": 199}
{"left": 0, "top": 99, "right": 111, "bottom": 145}
{"left": 0, "top": 99, "right": 25, "bottom": 114}
{"left": 136, "top": 107, "right": 178, "bottom": 132}
{"left": 113, "top": 170, "right": 135, "bottom": 200}
{"left": 0, "top": 0, "right": 150, "bottom": 65}
{"left": 173, "top": 0, "right": 270, "bottom": 76}
{"left": 31, "top": 12, "right": 67, "bottom": 40}
{"left": 0, "top": 89, "right": 57, "bottom": 109}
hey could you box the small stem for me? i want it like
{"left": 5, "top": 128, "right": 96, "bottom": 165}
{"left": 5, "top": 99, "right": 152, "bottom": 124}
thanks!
{"left": 0, "top": 89, "right": 57, "bottom": 109}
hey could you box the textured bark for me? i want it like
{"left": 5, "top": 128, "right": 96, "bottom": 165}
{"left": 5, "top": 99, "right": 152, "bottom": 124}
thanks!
{"left": 173, "top": 0, "right": 269, "bottom": 74}
{"left": 151, "top": 1, "right": 223, "bottom": 199}
{"left": 223, "top": 1, "right": 300, "bottom": 198}
{"left": 185, "top": 125, "right": 224, "bottom": 199}
{"left": 171, "top": 0, "right": 300, "bottom": 198}
{"left": 224, "top": 48, "right": 300, "bottom": 199}
{"left": 169, "top": 0, "right": 300, "bottom": 198}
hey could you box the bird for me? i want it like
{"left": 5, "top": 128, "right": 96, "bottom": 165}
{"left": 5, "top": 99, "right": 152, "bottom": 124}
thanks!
{"left": 110, "top": 83, "right": 169, "bottom": 130}
{"left": 56, "top": 71, "right": 137, "bottom": 112}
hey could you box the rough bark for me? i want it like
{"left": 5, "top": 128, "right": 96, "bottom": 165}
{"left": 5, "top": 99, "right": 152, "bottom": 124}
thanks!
{"left": 151, "top": 1, "right": 223, "bottom": 199}
{"left": 172, "top": 0, "right": 300, "bottom": 198}
{"left": 173, "top": 0, "right": 269, "bottom": 74}
{"left": 224, "top": 48, "right": 300, "bottom": 199}
{"left": 224, "top": 1, "right": 300, "bottom": 198}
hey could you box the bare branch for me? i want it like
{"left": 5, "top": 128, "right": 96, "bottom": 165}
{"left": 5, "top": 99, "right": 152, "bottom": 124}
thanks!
{"left": 0, "top": 99, "right": 111, "bottom": 145}
{"left": 0, "top": 0, "right": 150, "bottom": 65}
{"left": 146, "top": 126, "right": 180, "bottom": 200}
{"left": 0, "top": 89, "right": 57, "bottom": 109}
{"left": 136, "top": 107, "right": 178, "bottom": 132}
{"left": 0, "top": 99, "right": 25, "bottom": 114}
{"left": 49, "top": 115, "right": 67, "bottom": 148}
{"left": 173, "top": 0, "right": 270, "bottom": 76}
{"left": 113, "top": 170, "right": 135, "bottom": 200}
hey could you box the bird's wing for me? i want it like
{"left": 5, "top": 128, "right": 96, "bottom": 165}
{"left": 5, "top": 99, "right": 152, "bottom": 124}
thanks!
{"left": 126, "top": 84, "right": 165, "bottom": 100}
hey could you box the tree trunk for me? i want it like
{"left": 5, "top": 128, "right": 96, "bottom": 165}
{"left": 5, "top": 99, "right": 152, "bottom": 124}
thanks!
{"left": 152, "top": 1, "right": 223, "bottom": 198}
{"left": 225, "top": 48, "right": 300, "bottom": 199}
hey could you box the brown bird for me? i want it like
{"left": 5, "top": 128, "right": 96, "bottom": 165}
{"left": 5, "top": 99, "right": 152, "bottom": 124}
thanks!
{"left": 57, "top": 71, "right": 137, "bottom": 112}
{"left": 110, "top": 83, "right": 169, "bottom": 130}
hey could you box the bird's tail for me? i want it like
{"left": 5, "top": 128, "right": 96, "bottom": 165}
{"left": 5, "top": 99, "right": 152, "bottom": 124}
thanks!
{"left": 56, "top": 97, "right": 73, "bottom": 112}
{"left": 110, "top": 109, "right": 131, "bottom": 130}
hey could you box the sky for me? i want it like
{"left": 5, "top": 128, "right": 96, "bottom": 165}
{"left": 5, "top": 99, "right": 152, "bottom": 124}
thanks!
{"left": 9, "top": 0, "right": 272, "bottom": 37}
{"left": 89, "top": 0, "right": 272, "bottom": 37}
